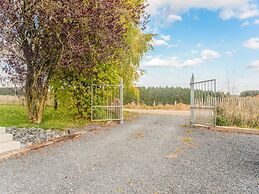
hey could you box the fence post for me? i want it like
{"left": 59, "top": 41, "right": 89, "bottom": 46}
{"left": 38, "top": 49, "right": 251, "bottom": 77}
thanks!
{"left": 120, "top": 78, "right": 124, "bottom": 124}
{"left": 214, "top": 80, "right": 217, "bottom": 126}
{"left": 190, "top": 74, "right": 195, "bottom": 127}
{"left": 91, "top": 85, "right": 93, "bottom": 121}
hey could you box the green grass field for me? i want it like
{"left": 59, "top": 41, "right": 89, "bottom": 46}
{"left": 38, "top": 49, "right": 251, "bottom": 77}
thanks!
{"left": 0, "top": 105, "right": 89, "bottom": 130}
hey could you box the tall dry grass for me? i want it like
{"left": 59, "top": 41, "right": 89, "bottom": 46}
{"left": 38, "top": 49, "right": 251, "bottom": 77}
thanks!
{"left": 217, "top": 96, "right": 259, "bottom": 128}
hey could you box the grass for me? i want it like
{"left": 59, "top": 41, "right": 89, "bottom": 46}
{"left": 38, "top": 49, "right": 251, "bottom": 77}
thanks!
{"left": 0, "top": 105, "right": 89, "bottom": 130}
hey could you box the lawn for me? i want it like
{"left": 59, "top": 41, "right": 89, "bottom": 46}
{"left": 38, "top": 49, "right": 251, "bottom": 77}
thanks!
{"left": 0, "top": 105, "right": 89, "bottom": 130}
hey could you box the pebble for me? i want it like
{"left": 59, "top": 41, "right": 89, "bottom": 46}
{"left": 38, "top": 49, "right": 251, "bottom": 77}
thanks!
{"left": 6, "top": 127, "right": 68, "bottom": 147}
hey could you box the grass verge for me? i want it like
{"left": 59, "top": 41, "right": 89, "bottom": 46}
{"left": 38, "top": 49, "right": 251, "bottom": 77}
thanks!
{"left": 0, "top": 105, "right": 89, "bottom": 130}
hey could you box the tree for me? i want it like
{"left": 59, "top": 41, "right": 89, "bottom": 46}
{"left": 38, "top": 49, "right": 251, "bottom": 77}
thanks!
{"left": 50, "top": 0, "right": 152, "bottom": 118}
{"left": 0, "top": 0, "right": 146, "bottom": 123}
{"left": 240, "top": 90, "right": 259, "bottom": 97}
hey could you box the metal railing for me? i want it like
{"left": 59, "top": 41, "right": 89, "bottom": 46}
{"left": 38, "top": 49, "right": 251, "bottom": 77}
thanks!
{"left": 190, "top": 74, "right": 217, "bottom": 127}
{"left": 91, "top": 78, "right": 123, "bottom": 123}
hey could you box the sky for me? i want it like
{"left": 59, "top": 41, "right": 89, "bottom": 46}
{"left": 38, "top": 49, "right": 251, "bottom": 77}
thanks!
{"left": 139, "top": 0, "right": 259, "bottom": 94}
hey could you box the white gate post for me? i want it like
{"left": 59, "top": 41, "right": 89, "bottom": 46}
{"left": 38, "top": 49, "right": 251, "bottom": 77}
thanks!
{"left": 120, "top": 78, "right": 124, "bottom": 124}
{"left": 190, "top": 74, "right": 195, "bottom": 127}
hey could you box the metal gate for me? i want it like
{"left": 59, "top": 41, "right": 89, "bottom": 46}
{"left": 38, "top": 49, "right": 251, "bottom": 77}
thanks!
{"left": 91, "top": 79, "right": 123, "bottom": 123}
{"left": 190, "top": 74, "right": 217, "bottom": 127}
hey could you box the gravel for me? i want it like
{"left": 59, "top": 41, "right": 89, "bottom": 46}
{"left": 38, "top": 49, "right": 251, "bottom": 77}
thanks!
{"left": 6, "top": 127, "right": 68, "bottom": 147}
{"left": 0, "top": 114, "right": 258, "bottom": 194}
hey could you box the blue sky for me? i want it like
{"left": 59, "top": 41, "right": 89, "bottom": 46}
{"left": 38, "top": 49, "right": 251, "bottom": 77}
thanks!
{"left": 139, "top": 0, "right": 259, "bottom": 94}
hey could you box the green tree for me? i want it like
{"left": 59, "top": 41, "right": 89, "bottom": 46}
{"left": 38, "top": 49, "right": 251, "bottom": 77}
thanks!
{"left": 0, "top": 0, "right": 145, "bottom": 123}
{"left": 51, "top": 1, "right": 152, "bottom": 118}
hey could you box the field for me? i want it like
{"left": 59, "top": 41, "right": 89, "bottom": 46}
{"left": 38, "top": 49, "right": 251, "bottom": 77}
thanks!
{"left": 0, "top": 95, "right": 53, "bottom": 106}
{"left": 0, "top": 105, "right": 88, "bottom": 129}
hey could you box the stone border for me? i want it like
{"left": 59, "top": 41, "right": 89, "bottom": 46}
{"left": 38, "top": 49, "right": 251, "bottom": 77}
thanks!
{"left": 0, "top": 132, "right": 87, "bottom": 161}
{"left": 195, "top": 124, "right": 259, "bottom": 135}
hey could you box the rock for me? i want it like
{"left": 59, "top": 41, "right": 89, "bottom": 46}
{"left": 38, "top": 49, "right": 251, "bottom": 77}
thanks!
{"left": 6, "top": 127, "right": 68, "bottom": 147}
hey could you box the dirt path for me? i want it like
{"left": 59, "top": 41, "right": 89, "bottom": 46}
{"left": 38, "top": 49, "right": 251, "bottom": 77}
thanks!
{"left": 0, "top": 114, "right": 258, "bottom": 194}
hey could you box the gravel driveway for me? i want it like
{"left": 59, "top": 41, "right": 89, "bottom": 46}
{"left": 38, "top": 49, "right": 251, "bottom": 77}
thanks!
{"left": 0, "top": 114, "right": 258, "bottom": 194}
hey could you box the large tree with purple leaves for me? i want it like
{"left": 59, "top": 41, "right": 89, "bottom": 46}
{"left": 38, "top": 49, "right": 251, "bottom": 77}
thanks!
{"left": 0, "top": 0, "right": 147, "bottom": 123}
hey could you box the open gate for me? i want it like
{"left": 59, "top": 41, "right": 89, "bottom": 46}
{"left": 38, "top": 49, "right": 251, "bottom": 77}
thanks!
{"left": 190, "top": 74, "right": 217, "bottom": 127}
{"left": 91, "top": 79, "right": 123, "bottom": 123}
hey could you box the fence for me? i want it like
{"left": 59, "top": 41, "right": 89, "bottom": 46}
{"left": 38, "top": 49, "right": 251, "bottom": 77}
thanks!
{"left": 217, "top": 96, "right": 259, "bottom": 128}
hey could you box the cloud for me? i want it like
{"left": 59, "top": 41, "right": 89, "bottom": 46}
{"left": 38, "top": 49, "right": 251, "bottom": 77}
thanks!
{"left": 255, "top": 19, "right": 259, "bottom": 24}
{"left": 248, "top": 60, "right": 259, "bottom": 71}
{"left": 238, "top": 3, "right": 259, "bottom": 19}
{"left": 243, "top": 37, "right": 259, "bottom": 49}
{"left": 160, "top": 35, "right": 171, "bottom": 41}
{"left": 152, "top": 39, "right": 168, "bottom": 46}
{"left": 168, "top": 14, "right": 182, "bottom": 22}
{"left": 151, "top": 35, "right": 171, "bottom": 46}
{"left": 142, "top": 49, "right": 220, "bottom": 68}
{"left": 201, "top": 49, "right": 221, "bottom": 60}
{"left": 146, "top": 0, "right": 259, "bottom": 20}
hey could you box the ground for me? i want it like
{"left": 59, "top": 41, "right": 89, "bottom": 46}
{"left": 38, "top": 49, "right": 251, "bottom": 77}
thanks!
{"left": 0, "top": 114, "right": 258, "bottom": 194}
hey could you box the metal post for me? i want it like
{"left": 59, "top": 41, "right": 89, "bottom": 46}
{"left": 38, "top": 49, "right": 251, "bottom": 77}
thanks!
{"left": 119, "top": 78, "right": 124, "bottom": 124}
{"left": 91, "top": 85, "right": 93, "bottom": 121}
{"left": 214, "top": 80, "right": 217, "bottom": 126}
{"left": 190, "top": 74, "right": 195, "bottom": 127}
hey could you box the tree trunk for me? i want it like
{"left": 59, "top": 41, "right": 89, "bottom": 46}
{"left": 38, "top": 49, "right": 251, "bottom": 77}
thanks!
{"left": 25, "top": 75, "right": 49, "bottom": 124}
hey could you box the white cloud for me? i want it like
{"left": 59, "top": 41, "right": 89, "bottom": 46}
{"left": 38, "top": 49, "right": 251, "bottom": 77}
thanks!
{"left": 201, "top": 49, "right": 221, "bottom": 60}
{"left": 151, "top": 35, "right": 171, "bottom": 46}
{"left": 248, "top": 60, "right": 259, "bottom": 71}
{"left": 183, "top": 58, "right": 203, "bottom": 67}
{"left": 238, "top": 3, "right": 259, "bottom": 19}
{"left": 142, "top": 49, "right": 220, "bottom": 68}
{"left": 152, "top": 39, "right": 168, "bottom": 46}
{"left": 160, "top": 35, "right": 171, "bottom": 41}
{"left": 168, "top": 14, "right": 182, "bottom": 22}
{"left": 243, "top": 37, "right": 259, "bottom": 49}
{"left": 255, "top": 19, "right": 259, "bottom": 24}
{"left": 142, "top": 56, "right": 179, "bottom": 67}
{"left": 219, "top": 3, "right": 259, "bottom": 20}
{"left": 220, "top": 9, "right": 236, "bottom": 20}
{"left": 147, "top": 0, "right": 259, "bottom": 20}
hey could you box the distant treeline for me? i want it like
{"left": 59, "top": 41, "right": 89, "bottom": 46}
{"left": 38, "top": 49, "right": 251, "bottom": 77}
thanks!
{"left": 138, "top": 87, "right": 190, "bottom": 105}
{"left": 240, "top": 90, "right": 259, "bottom": 97}
{"left": 125, "top": 87, "right": 259, "bottom": 106}
{"left": 1, "top": 87, "right": 258, "bottom": 106}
